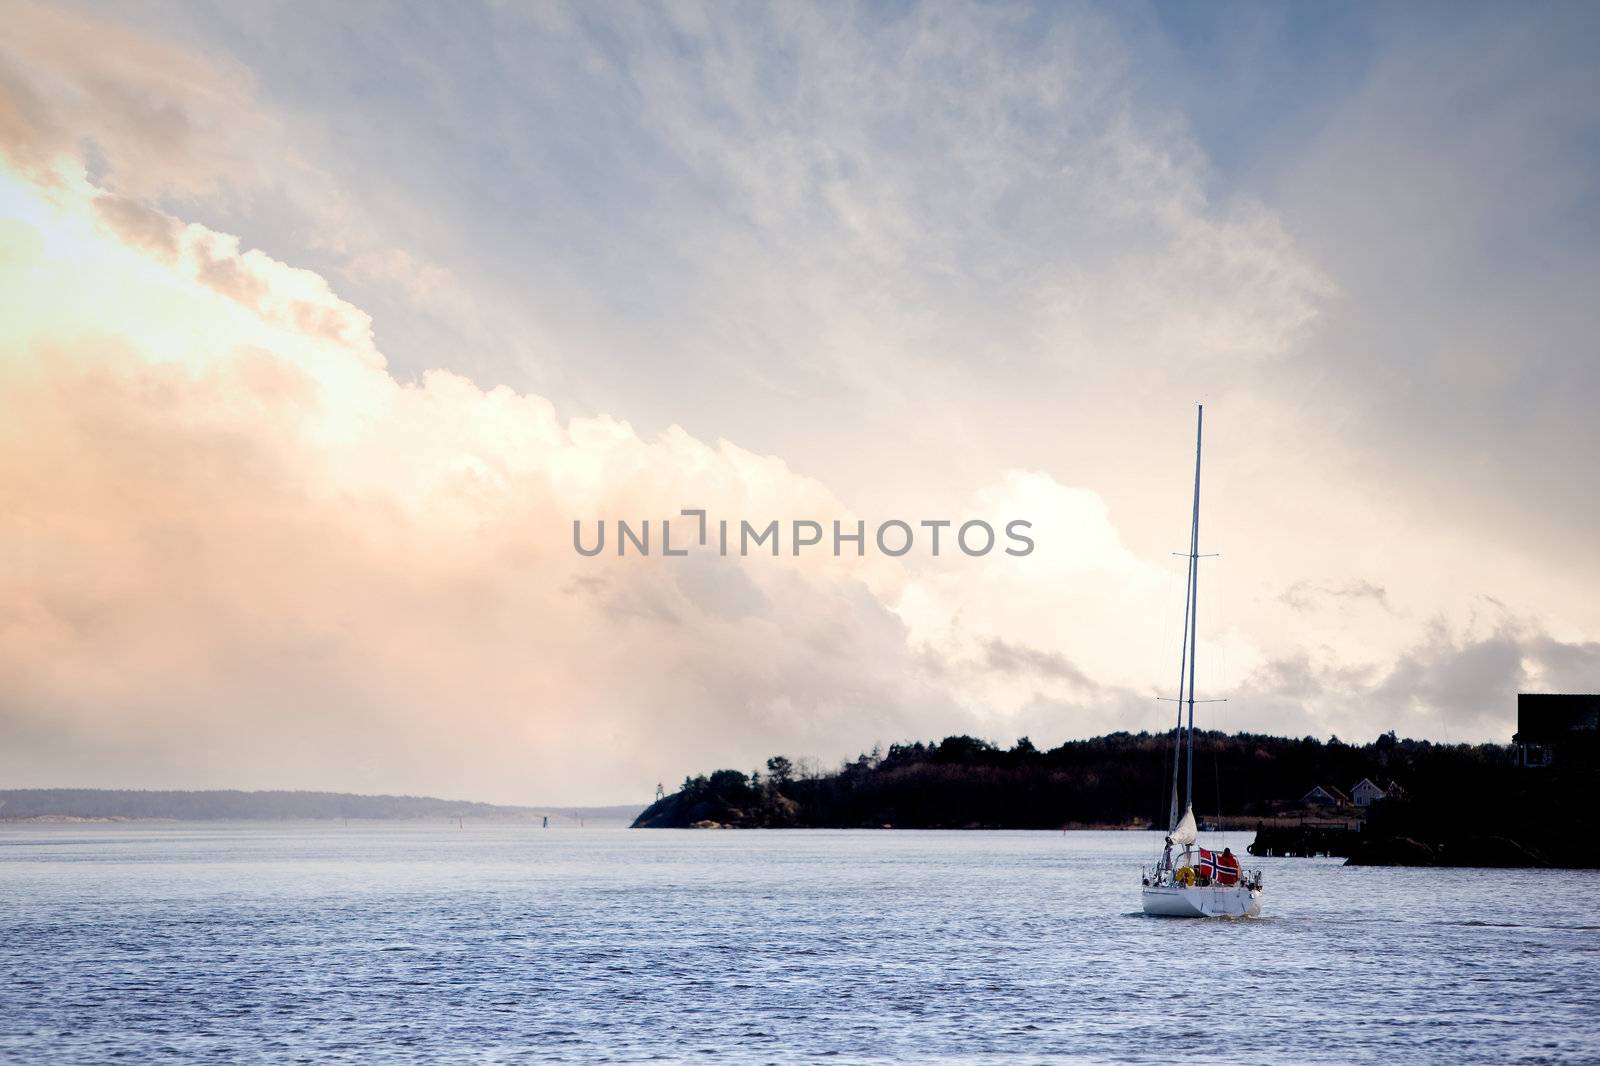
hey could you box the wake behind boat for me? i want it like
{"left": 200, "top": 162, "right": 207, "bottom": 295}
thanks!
{"left": 1141, "top": 405, "right": 1264, "bottom": 919}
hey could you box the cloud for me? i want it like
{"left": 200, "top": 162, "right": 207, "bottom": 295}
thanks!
{"left": 0, "top": 1, "right": 479, "bottom": 379}
{"left": 2, "top": 3, "right": 1596, "bottom": 804}
{"left": 982, "top": 638, "right": 1100, "bottom": 691}
{"left": 1372, "top": 622, "right": 1526, "bottom": 739}
{"left": 606, "top": 1, "right": 1333, "bottom": 381}
{"left": 1280, "top": 579, "right": 1394, "bottom": 614}
{"left": 0, "top": 151, "right": 1559, "bottom": 801}
{"left": 91, "top": 194, "right": 181, "bottom": 259}
{"left": 0, "top": 163, "right": 972, "bottom": 801}
{"left": 1236, "top": 610, "right": 1600, "bottom": 744}
{"left": 1266, "top": 4, "right": 1600, "bottom": 570}
{"left": 0, "top": 1, "right": 276, "bottom": 201}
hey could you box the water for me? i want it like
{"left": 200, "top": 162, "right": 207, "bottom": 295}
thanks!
{"left": 1, "top": 825, "right": 1595, "bottom": 1064}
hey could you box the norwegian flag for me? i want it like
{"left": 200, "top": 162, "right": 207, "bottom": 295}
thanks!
{"left": 1198, "top": 847, "right": 1241, "bottom": 885}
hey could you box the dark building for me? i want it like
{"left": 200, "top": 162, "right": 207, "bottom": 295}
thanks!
{"left": 1514, "top": 694, "right": 1600, "bottom": 768}
{"left": 1300, "top": 784, "right": 1350, "bottom": 807}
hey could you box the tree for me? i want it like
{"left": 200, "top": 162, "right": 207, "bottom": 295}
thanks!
{"left": 765, "top": 756, "right": 794, "bottom": 787}
{"left": 707, "top": 769, "right": 749, "bottom": 793}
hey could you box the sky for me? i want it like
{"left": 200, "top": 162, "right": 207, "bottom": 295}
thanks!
{"left": 1, "top": 1, "right": 1597, "bottom": 804}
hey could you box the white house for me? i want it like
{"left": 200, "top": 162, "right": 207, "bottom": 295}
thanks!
{"left": 1350, "top": 778, "right": 1388, "bottom": 807}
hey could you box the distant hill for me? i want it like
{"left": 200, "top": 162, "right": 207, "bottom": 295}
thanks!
{"left": 635, "top": 730, "right": 1597, "bottom": 866}
{"left": 0, "top": 789, "right": 646, "bottom": 824}
{"left": 635, "top": 730, "right": 1461, "bottom": 829}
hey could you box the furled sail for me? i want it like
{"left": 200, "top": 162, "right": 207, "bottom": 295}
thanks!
{"left": 1166, "top": 806, "right": 1197, "bottom": 846}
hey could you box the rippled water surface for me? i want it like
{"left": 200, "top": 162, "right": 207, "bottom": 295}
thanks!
{"left": 2, "top": 825, "right": 1596, "bottom": 1063}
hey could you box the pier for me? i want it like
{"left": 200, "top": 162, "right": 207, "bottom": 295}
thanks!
{"left": 1247, "top": 820, "right": 1363, "bottom": 858}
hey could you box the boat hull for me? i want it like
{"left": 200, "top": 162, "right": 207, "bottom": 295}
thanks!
{"left": 1141, "top": 883, "right": 1262, "bottom": 918}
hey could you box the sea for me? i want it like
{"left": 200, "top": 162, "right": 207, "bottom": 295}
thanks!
{"left": 1, "top": 825, "right": 1595, "bottom": 1064}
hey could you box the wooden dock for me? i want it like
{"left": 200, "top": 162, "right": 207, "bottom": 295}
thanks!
{"left": 1247, "top": 821, "right": 1363, "bottom": 858}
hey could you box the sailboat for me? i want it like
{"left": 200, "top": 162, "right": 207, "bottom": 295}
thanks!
{"left": 1140, "top": 405, "right": 1264, "bottom": 919}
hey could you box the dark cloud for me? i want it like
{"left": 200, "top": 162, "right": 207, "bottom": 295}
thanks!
{"left": 1241, "top": 651, "right": 1378, "bottom": 702}
{"left": 92, "top": 194, "right": 181, "bottom": 260}
{"left": 1280, "top": 579, "right": 1394, "bottom": 613}
{"left": 1240, "top": 618, "right": 1599, "bottom": 743}
{"left": 983, "top": 637, "right": 1100, "bottom": 690}
{"left": 1372, "top": 623, "right": 1525, "bottom": 738}
{"left": 1518, "top": 634, "right": 1600, "bottom": 695}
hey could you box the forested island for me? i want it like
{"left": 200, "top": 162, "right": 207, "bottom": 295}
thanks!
{"left": 633, "top": 730, "right": 1596, "bottom": 868}
{"left": 0, "top": 789, "right": 642, "bottom": 824}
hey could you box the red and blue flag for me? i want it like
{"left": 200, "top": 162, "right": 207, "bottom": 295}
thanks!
{"left": 1198, "top": 848, "right": 1241, "bottom": 885}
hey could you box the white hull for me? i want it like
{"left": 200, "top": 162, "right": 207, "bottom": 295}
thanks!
{"left": 1141, "top": 883, "right": 1262, "bottom": 918}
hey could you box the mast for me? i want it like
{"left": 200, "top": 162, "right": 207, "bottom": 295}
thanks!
{"left": 1184, "top": 405, "right": 1204, "bottom": 814}
{"left": 1167, "top": 520, "right": 1194, "bottom": 830}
